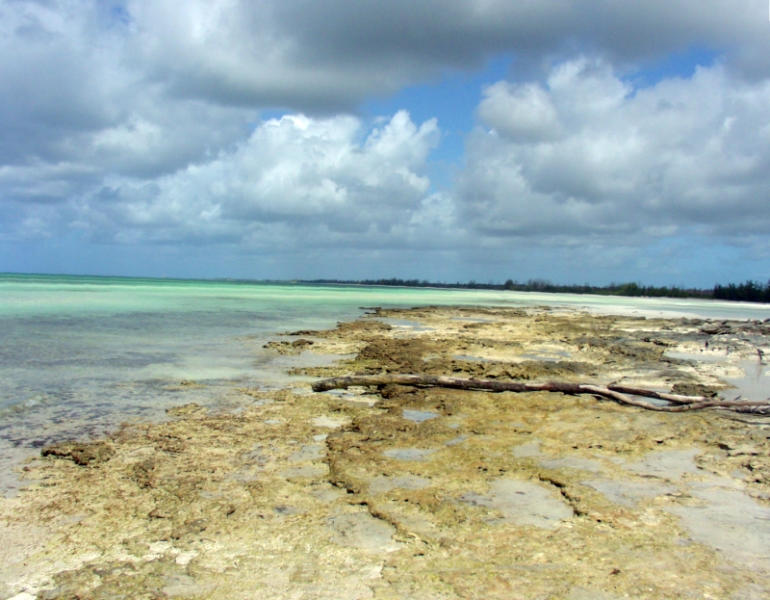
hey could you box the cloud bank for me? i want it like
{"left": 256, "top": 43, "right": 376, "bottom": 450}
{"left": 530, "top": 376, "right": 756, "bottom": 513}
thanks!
{"left": 79, "top": 111, "right": 442, "bottom": 247}
{"left": 2, "top": 0, "right": 769, "bottom": 284}
{"left": 464, "top": 58, "right": 770, "bottom": 240}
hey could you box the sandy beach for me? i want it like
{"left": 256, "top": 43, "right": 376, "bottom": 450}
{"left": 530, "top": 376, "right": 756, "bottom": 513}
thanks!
{"left": 2, "top": 305, "right": 769, "bottom": 599}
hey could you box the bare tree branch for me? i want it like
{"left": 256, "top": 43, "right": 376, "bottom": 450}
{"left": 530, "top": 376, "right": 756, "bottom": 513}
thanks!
{"left": 312, "top": 374, "right": 770, "bottom": 414}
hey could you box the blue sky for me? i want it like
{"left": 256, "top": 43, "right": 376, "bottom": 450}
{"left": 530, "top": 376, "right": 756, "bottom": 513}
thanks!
{"left": 1, "top": 1, "right": 769, "bottom": 287}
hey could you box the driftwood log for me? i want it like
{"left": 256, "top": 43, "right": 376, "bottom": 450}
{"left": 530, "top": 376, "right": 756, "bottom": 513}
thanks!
{"left": 312, "top": 374, "right": 770, "bottom": 414}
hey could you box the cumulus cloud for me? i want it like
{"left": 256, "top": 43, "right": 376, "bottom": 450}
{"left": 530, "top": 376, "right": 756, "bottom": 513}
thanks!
{"left": 2, "top": 0, "right": 770, "bottom": 281}
{"left": 4, "top": 0, "right": 768, "bottom": 188}
{"left": 68, "top": 111, "right": 442, "bottom": 249}
{"left": 459, "top": 58, "right": 770, "bottom": 245}
{"left": 477, "top": 82, "right": 561, "bottom": 142}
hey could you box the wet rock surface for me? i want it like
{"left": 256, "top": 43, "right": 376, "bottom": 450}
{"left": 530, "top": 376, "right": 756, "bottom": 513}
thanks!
{"left": 2, "top": 306, "right": 770, "bottom": 599}
{"left": 39, "top": 441, "right": 115, "bottom": 466}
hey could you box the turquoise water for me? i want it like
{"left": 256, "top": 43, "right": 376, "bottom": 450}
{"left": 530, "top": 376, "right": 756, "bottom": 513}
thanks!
{"left": 1, "top": 273, "right": 769, "bottom": 494}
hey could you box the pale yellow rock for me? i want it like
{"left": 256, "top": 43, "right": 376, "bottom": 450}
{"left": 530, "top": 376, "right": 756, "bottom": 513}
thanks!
{"left": 1, "top": 306, "right": 768, "bottom": 599}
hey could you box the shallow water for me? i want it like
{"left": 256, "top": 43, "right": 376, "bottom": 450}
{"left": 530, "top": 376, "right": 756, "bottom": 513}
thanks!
{"left": 383, "top": 447, "right": 436, "bottom": 461}
{"left": 722, "top": 359, "right": 770, "bottom": 401}
{"left": 461, "top": 478, "right": 573, "bottom": 528}
{"left": 1, "top": 273, "right": 769, "bottom": 494}
{"left": 402, "top": 409, "right": 439, "bottom": 423}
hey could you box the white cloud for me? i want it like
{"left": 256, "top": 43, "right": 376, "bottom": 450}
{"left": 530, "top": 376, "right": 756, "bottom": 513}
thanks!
{"left": 459, "top": 58, "right": 770, "bottom": 245}
{"left": 478, "top": 82, "right": 561, "bottom": 142}
{"left": 3, "top": 0, "right": 769, "bottom": 187}
{"left": 72, "top": 111, "right": 441, "bottom": 247}
{"left": 2, "top": 1, "right": 770, "bottom": 282}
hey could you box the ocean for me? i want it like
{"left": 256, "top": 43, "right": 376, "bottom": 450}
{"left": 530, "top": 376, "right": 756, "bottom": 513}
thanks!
{"left": 1, "top": 273, "right": 769, "bottom": 494}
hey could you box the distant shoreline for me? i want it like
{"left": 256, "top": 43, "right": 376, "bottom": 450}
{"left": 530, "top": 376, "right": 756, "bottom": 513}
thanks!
{"left": 3, "top": 271, "right": 769, "bottom": 305}
{"left": 303, "top": 278, "right": 770, "bottom": 304}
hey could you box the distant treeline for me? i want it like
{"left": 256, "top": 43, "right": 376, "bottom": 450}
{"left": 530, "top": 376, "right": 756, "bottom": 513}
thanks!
{"left": 713, "top": 281, "right": 770, "bottom": 303}
{"left": 304, "top": 278, "right": 770, "bottom": 303}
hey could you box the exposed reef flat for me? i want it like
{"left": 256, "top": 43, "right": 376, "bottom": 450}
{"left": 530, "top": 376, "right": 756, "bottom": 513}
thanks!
{"left": 2, "top": 306, "right": 769, "bottom": 599}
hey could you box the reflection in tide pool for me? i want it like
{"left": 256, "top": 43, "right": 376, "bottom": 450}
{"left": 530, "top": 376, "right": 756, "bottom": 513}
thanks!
{"left": 723, "top": 360, "right": 770, "bottom": 402}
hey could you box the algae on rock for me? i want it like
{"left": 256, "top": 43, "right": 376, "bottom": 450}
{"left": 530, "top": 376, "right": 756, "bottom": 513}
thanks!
{"left": 2, "top": 306, "right": 769, "bottom": 599}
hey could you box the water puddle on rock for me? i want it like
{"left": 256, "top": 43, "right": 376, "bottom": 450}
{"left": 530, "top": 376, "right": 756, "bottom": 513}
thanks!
{"left": 383, "top": 447, "right": 436, "bottom": 461}
{"left": 511, "top": 440, "right": 542, "bottom": 458}
{"left": 371, "top": 317, "right": 434, "bottom": 332}
{"left": 667, "top": 477, "right": 770, "bottom": 572}
{"left": 369, "top": 475, "right": 431, "bottom": 495}
{"left": 512, "top": 441, "right": 605, "bottom": 473}
{"left": 461, "top": 478, "right": 573, "bottom": 528}
{"left": 612, "top": 448, "right": 770, "bottom": 574}
{"left": 321, "top": 389, "right": 377, "bottom": 406}
{"left": 311, "top": 415, "right": 351, "bottom": 429}
{"left": 721, "top": 359, "right": 770, "bottom": 402}
{"left": 583, "top": 478, "right": 675, "bottom": 507}
{"left": 518, "top": 350, "right": 573, "bottom": 362}
{"left": 539, "top": 456, "right": 604, "bottom": 473}
{"left": 624, "top": 448, "right": 702, "bottom": 479}
{"left": 288, "top": 443, "right": 324, "bottom": 463}
{"left": 327, "top": 510, "right": 400, "bottom": 553}
{"left": 664, "top": 350, "right": 730, "bottom": 363}
{"left": 445, "top": 434, "right": 468, "bottom": 447}
{"left": 452, "top": 354, "right": 495, "bottom": 363}
{"left": 281, "top": 464, "right": 327, "bottom": 479}
{"left": 402, "top": 409, "right": 438, "bottom": 423}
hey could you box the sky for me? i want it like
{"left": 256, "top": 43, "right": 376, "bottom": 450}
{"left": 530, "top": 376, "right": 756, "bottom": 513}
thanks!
{"left": 1, "top": 0, "right": 770, "bottom": 287}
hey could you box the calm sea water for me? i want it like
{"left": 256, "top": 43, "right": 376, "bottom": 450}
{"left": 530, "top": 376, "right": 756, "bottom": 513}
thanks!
{"left": 1, "top": 273, "right": 769, "bottom": 494}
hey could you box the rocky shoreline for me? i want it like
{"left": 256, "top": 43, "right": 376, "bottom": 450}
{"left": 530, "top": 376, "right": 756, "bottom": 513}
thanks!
{"left": 2, "top": 306, "right": 769, "bottom": 599}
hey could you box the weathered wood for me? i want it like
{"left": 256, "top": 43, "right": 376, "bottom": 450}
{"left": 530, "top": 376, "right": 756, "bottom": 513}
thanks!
{"left": 312, "top": 374, "right": 770, "bottom": 414}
